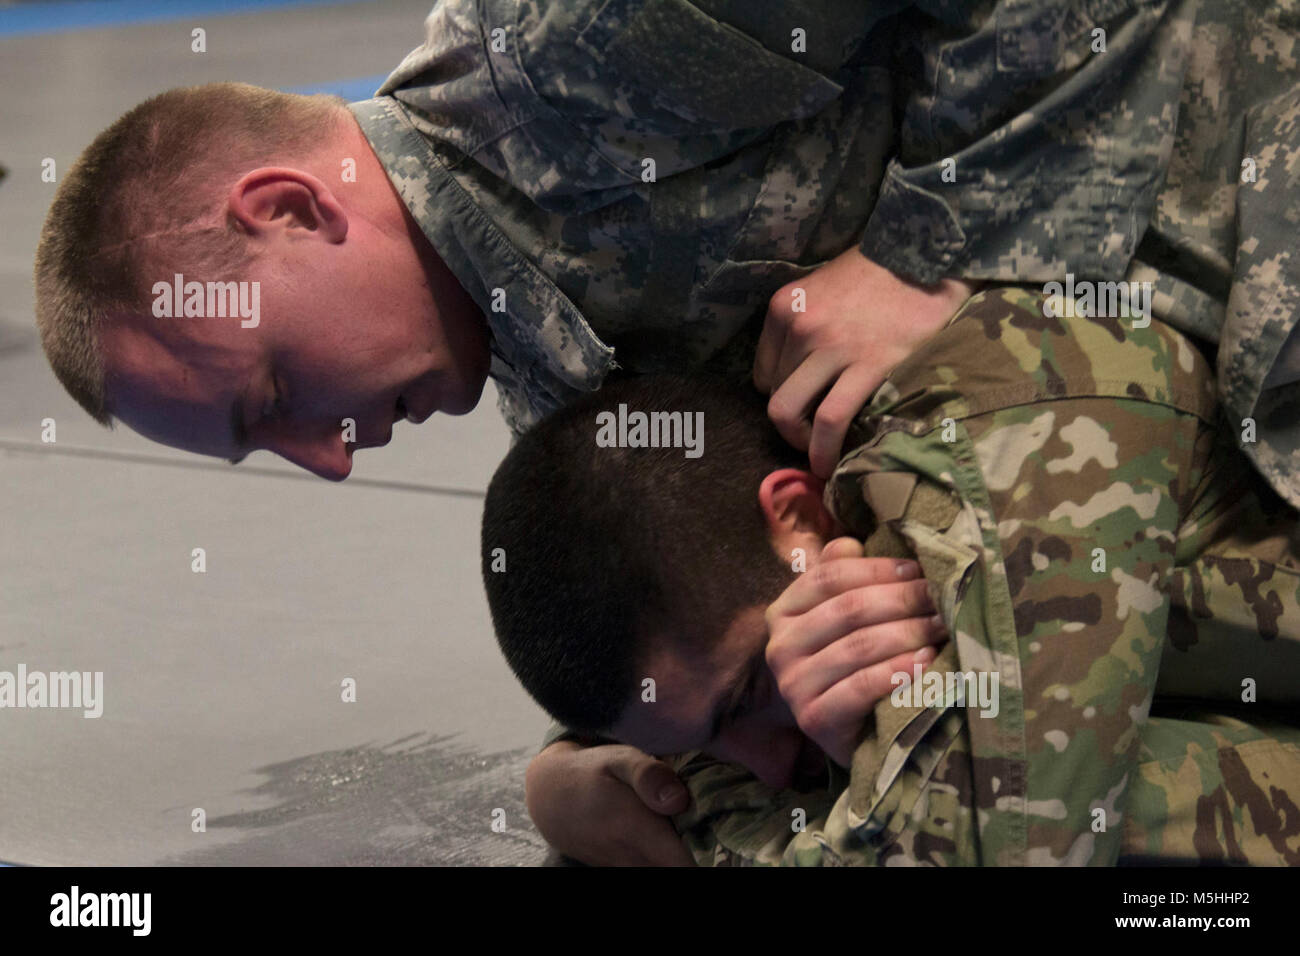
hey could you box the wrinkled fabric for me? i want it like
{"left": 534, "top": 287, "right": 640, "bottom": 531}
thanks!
{"left": 670, "top": 286, "right": 1300, "bottom": 865}
{"left": 353, "top": 0, "right": 1300, "bottom": 508}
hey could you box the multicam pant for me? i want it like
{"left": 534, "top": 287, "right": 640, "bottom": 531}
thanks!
{"left": 671, "top": 286, "right": 1300, "bottom": 866}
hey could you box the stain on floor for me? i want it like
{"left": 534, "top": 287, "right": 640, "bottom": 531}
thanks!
{"left": 164, "top": 733, "right": 549, "bottom": 866}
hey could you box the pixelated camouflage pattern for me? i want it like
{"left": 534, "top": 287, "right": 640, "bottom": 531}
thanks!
{"left": 1122, "top": 0, "right": 1300, "bottom": 513}
{"left": 671, "top": 286, "right": 1300, "bottom": 865}
{"left": 348, "top": 1, "right": 1267, "bottom": 444}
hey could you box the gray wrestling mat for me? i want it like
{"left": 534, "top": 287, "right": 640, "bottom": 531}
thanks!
{"left": 0, "top": 0, "right": 552, "bottom": 866}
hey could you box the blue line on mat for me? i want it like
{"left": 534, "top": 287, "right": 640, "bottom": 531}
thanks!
{"left": 0, "top": 0, "right": 374, "bottom": 39}
{"left": 281, "top": 73, "right": 390, "bottom": 101}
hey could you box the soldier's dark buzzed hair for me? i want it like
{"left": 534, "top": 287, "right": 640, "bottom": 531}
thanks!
{"left": 481, "top": 375, "right": 805, "bottom": 735}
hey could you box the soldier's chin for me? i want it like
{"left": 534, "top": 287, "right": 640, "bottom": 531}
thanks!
{"left": 430, "top": 359, "right": 489, "bottom": 416}
{"left": 441, "top": 377, "right": 486, "bottom": 415}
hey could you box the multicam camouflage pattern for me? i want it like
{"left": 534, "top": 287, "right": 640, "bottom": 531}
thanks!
{"left": 1159, "top": 424, "right": 1300, "bottom": 710}
{"left": 1123, "top": 711, "right": 1300, "bottom": 865}
{"left": 672, "top": 713, "right": 1300, "bottom": 866}
{"left": 349, "top": 1, "right": 1300, "bottom": 477}
{"left": 670, "top": 286, "right": 1300, "bottom": 865}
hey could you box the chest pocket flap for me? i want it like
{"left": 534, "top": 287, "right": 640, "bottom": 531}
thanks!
{"left": 575, "top": 0, "right": 844, "bottom": 131}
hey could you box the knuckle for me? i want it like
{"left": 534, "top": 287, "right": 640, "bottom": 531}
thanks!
{"left": 764, "top": 638, "right": 787, "bottom": 672}
{"left": 896, "top": 617, "right": 922, "bottom": 648}
{"left": 882, "top": 587, "right": 910, "bottom": 621}
{"left": 846, "top": 628, "right": 879, "bottom": 663}
{"left": 845, "top": 587, "right": 876, "bottom": 624}
{"left": 849, "top": 666, "right": 881, "bottom": 703}
{"left": 813, "top": 404, "right": 849, "bottom": 432}
{"left": 798, "top": 700, "right": 828, "bottom": 739}
{"left": 811, "top": 560, "right": 846, "bottom": 593}
{"left": 788, "top": 310, "right": 821, "bottom": 339}
{"left": 768, "top": 284, "right": 798, "bottom": 311}
{"left": 767, "top": 393, "right": 795, "bottom": 423}
{"left": 763, "top": 603, "right": 782, "bottom": 630}
{"left": 775, "top": 671, "right": 798, "bottom": 706}
{"left": 813, "top": 393, "right": 855, "bottom": 429}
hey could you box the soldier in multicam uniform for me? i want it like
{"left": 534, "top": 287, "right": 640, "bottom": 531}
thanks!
{"left": 485, "top": 285, "right": 1300, "bottom": 865}
{"left": 666, "top": 285, "right": 1300, "bottom": 866}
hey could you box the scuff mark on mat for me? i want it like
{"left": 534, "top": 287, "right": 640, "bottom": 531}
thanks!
{"left": 164, "top": 733, "right": 547, "bottom": 865}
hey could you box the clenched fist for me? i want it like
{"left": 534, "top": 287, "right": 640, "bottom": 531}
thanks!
{"left": 525, "top": 740, "right": 696, "bottom": 866}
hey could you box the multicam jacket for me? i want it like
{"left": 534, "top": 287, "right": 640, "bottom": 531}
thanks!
{"left": 347, "top": 0, "right": 1300, "bottom": 512}
{"left": 671, "top": 287, "right": 1300, "bottom": 866}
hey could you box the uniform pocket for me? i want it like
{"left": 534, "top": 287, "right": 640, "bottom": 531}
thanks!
{"left": 574, "top": 0, "right": 843, "bottom": 131}
{"left": 700, "top": 256, "right": 826, "bottom": 305}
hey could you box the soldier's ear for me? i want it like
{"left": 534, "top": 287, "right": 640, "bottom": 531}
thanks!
{"left": 226, "top": 167, "right": 348, "bottom": 243}
{"left": 758, "top": 468, "right": 836, "bottom": 542}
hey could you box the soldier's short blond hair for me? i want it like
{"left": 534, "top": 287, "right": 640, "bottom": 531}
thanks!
{"left": 33, "top": 82, "right": 348, "bottom": 425}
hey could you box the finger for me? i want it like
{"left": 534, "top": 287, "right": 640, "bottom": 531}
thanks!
{"left": 778, "top": 579, "right": 937, "bottom": 662}
{"left": 800, "top": 645, "right": 940, "bottom": 765}
{"left": 766, "top": 351, "right": 844, "bottom": 451}
{"left": 820, "top": 537, "right": 865, "bottom": 562}
{"left": 753, "top": 304, "right": 791, "bottom": 393}
{"left": 605, "top": 747, "right": 689, "bottom": 815}
{"left": 769, "top": 557, "right": 923, "bottom": 620}
{"left": 808, "top": 362, "right": 884, "bottom": 479}
{"left": 773, "top": 327, "right": 839, "bottom": 401}
{"left": 780, "top": 613, "right": 948, "bottom": 708}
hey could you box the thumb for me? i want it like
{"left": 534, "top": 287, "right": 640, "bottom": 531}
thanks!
{"left": 607, "top": 748, "right": 689, "bottom": 815}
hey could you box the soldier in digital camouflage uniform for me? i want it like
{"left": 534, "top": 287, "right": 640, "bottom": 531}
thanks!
{"left": 668, "top": 285, "right": 1300, "bottom": 866}
{"left": 355, "top": 0, "right": 1300, "bottom": 515}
